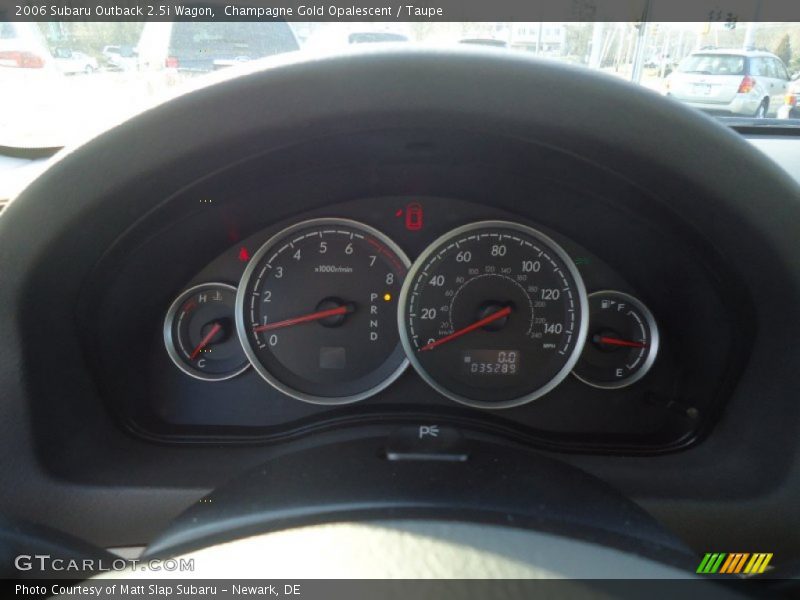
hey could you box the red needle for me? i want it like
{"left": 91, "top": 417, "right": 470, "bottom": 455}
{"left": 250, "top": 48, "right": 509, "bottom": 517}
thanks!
{"left": 190, "top": 322, "right": 222, "bottom": 360}
{"left": 420, "top": 306, "right": 512, "bottom": 352}
{"left": 253, "top": 305, "right": 352, "bottom": 333}
{"left": 597, "top": 336, "right": 646, "bottom": 349}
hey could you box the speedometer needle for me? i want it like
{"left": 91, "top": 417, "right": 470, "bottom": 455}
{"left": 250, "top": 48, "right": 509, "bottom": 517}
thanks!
{"left": 190, "top": 322, "right": 222, "bottom": 361}
{"left": 420, "top": 306, "right": 512, "bottom": 352}
{"left": 596, "top": 336, "right": 646, "bottom": 349}
{"left": 253, "top": 304, "right": 354, "bottom": 333}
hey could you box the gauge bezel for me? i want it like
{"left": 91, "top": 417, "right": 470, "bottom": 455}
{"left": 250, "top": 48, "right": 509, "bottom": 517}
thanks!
{"left": 163, "top": 282, "right": 250, "bottom": 382}
{"left": 572, "top": 290, "right": 660, "bottom": 390}
{"left": 398, "top": 220, "right": 589, "bottom": 410}
{"left": 235, "top": 217, "right": 411, "bottom": 406}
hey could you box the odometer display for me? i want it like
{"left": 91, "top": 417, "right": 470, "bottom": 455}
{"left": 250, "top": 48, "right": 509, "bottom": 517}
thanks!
{"left": 236, "top": 218, "right": 410, "bottom": 404}
{"left": 399, "top": 221, "right": 588, "bottom": 409}
{"left": 462, "top": 349, "right": 520, "bottom": 376}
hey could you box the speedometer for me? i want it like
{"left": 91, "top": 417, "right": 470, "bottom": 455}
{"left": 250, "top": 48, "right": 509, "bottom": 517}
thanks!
{"left": 398, "top": 221, "right": 588, "bottom": 409}
{"left": 236, "top": 218, "right": 410, "bottom": 405}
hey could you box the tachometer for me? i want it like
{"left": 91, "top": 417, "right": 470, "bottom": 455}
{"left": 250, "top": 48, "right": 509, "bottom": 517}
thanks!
{"left": 236, "top": 218, "right": 410, "bottom": 404}
{"left": 398, "top": 221, "right": 588, "bottom": 409}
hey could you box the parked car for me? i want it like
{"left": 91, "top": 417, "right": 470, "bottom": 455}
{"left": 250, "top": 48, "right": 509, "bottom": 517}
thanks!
{"left": 0, "top": 22, "right": 65, "bottom": 148}
{"left": 777, "top": 76, "right": 800, "bottom": 119}
{"left": 665, "top": 49, "right": 791, "bottom": 117}
{"left": 53, "top": 48, "right": 98, "bottom": 74}
{"left": 101, "top": 44, "right": 137, "bottom": 71}
{"left": 0, "top": 22, "right": 60, "bottom": 94}
{"left": 0, "top": 22, "right": 53, "bottom": 71}
{"left": 136, "top": 21, "right": 299, "bottom": 74}
{"left": 100, "top": 44, "right": 119, "bottom": 60}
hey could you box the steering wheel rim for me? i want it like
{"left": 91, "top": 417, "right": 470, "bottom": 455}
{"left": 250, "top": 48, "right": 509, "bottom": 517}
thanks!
{"left": 139, "top": 437, "right": 690, "bottom": 562}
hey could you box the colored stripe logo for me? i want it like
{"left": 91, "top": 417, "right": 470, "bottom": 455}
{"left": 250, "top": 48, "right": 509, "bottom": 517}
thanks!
{"left": 697, "top": 553, "right": 773, "bottom": 574}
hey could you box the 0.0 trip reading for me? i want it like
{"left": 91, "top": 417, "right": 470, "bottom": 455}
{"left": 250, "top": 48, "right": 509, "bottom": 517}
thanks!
{"left": 462, "top": 349, "right": 520, "bottom": 376}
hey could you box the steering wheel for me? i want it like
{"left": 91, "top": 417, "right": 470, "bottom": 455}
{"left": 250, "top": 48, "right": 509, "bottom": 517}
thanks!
{"left": 2, "top": 49, "right": 799, "bottom": 588}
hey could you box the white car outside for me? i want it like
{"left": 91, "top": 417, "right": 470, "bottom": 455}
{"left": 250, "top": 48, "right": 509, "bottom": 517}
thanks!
{"left": 53, "top": 48, "right": 99, "bottom": 74}
{"left": 666, "top": 49, "right": 791, "bottom": 117}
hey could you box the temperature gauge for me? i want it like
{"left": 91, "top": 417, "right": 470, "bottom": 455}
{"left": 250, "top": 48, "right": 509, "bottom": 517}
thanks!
{"left": 163, "top": 283, "right": 249, "bottom": 381}
{"left": 573, "top": 290, "right": 659, "bottom": 389}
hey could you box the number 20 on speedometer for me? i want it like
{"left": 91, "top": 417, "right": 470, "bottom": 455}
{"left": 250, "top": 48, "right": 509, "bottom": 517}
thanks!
{"left": 398, "top": 221, "right": 588, "bottom": 409}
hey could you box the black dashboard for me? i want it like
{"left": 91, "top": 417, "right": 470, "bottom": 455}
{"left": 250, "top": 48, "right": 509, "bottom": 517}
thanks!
{"left": 79, "top": 129, "right": 750, "bottom": 454}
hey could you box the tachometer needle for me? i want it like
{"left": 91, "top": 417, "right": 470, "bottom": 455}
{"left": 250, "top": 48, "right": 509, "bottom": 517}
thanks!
{"left": 420, "top": 306, "right": 512, "bottom": 352}
{"left": 253, "top": 304, "right": 354, "bottom": 333}
{"left": 190, "top": 322, "right": 222, "bottom": 360}
{"left": 596, "top": 336, "right": 646, "bottom": 349}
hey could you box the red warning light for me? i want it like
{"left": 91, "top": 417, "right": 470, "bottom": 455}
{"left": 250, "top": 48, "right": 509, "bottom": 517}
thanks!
{"left": 404, "top": 202, "right": 423, "bottom": 231}
{"left": 238, "top": 246, "right": 251, "bottom": 262}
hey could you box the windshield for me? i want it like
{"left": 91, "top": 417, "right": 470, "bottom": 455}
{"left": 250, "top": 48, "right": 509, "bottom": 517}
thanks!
{"left": 2, "top": 20, "right": 799, "bottom": 148}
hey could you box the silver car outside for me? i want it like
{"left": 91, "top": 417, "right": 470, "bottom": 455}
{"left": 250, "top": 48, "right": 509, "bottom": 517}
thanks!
{"left": 666, "top": 50, "right": 790, "bottom": 118}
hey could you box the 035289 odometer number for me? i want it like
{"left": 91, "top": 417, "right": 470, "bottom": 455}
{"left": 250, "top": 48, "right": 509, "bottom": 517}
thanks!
{"left": 398, "top": 221, "right": 588, "bottom": 409}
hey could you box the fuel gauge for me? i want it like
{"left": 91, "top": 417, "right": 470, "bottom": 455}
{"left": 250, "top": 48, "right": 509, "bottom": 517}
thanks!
{"left": 573, "top": 290, "right": 659, "bottom": 389}
{"left": 163, "top": 283, "right": 249, "bottom": 381}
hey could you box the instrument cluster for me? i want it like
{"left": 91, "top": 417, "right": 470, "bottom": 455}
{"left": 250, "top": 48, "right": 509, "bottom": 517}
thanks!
{"left": 164, "top": 216, "right": 660, "bottom": 411}
{"left": 90, "top": 195, "right": 737, "bottom": 454}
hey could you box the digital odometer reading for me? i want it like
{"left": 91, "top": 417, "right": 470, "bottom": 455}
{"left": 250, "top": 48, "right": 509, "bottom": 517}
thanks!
{"left": 463, "top": 349, "right": 520, "bottom": 376}
{"left": 399, "top": 221, "right": 588, "bottom": 409}
{"left": 236, "top": 218, "right": 410, "bottom": 405}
